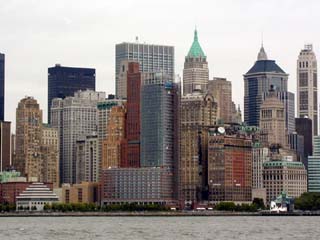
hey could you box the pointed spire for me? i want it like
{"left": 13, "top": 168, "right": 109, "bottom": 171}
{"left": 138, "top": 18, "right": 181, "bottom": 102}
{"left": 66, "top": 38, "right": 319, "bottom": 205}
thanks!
{"left": 187, "top": 28, "right": 206, "bottom": 58}
{"left": 257, "top": 45, "right": 268, "bottom": 61}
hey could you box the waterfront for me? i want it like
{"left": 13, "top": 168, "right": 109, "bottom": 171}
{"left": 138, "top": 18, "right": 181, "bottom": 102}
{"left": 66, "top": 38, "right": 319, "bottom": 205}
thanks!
{"left": 0, "top": 216, "right": 320, "bottom": 240}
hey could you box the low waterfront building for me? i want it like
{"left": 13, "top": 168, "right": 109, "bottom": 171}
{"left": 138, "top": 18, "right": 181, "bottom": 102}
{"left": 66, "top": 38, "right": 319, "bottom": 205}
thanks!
{"left": 101, "top": 168, "right": 176, "bottom": 206}
{"left": 61, "top": 182, "right": 100, "bottom": 204}
{"left": 263, "top": 159, "right": 307, "bottom": 204}
{"left": 16, "top": 182, "right": 59, "bottom": 211}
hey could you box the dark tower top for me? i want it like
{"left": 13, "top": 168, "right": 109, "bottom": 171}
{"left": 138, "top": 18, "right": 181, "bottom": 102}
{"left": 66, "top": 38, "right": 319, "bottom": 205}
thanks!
{"left": 47, "top": 64, "right": 96, "bottom": 123}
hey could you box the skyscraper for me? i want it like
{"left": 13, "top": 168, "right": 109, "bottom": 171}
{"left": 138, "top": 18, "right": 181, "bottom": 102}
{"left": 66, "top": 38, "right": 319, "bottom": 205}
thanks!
{"left": 297, "top": 44, "right": 318, "bottom": 136}
{"left": 115, "top": 42, "right": 174, "bottom": 99}
{"left": 180, "top": 91, "right": 217, "bottom": 205}
{"left": 295, "top": 117, "right": 313, "bottom": 167}
{"left": 244, "top": 46, "right": 288, "bottom": 126}
{"left": 120, "top": 62, "right": 141, "bottom": 168}
{"left": 0, "top": 121, "right": 11, "bottom": 171}
{"left": 140, "top": 73, "right": 180, "bottom": 168}
{"left": 208, "top": 78, "right": 232, "bottom": 123}
{"left": 183, "top": 29, "right": 209, "bottom": 95}
{"left": 51, "top": 90, "right": 105, "bottom": 184}
{"left": 48, "top": 64, "right": 96, "bottom": 123}
{"left": 308, "top": 136, "right": 320, "bottom": 192}
{"left": 15, "top": 97, "right": 43, "bottom": 179}
{"left": 0, "top": 53, "right": 4, "bottom": 121}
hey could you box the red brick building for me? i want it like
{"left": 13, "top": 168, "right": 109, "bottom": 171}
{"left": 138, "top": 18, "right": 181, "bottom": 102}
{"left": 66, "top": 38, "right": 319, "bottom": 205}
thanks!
{"left": 120, "top": 62, "right": 141, "bottom": 168}
{"left": 0, "top": 182, "right": 53, "bottom": 204}
{"left": 208, "top": 131, "right": 252, "bottom": 203}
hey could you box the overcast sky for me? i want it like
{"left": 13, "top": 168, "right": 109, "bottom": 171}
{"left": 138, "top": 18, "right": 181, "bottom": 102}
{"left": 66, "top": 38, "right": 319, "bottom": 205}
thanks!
{"left": 1, "top": 0, "right": 320, "bottom": 131}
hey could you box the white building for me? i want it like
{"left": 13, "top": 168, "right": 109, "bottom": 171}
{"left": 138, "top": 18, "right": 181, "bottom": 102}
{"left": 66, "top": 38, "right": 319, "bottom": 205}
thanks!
{"left": 297, "top": 44, "right": 318, "bottom": 136}
{"left": 16, "top": 182, "right": 59, "bottom": 211}
{"left": 51, "top": 90, "right": 105, "bottom": 184}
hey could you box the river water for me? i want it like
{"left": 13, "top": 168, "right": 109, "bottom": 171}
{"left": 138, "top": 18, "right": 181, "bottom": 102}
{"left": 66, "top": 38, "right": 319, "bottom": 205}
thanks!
{"left": 0, "top": 216, "right": 319, "bottom": 240}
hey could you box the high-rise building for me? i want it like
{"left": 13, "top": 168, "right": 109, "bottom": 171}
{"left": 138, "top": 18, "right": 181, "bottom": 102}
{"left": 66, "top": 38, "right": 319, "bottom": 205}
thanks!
{"left": 141, "top": 73, "right": 180, "bottom": 168}
{"left": 0, "top": 121, "right": 11, "bottom": 171}
{"left": 288, "top": 132, "right": 305, "bottom": 163}
{"left": 120, "top": 62, "right": 141, "bottom": 168}
{"left": 102, "top": 105, "right": 126, "bottom": 169}
{"left": 263, "top": 159, "right": 307, "bottom": 204}
{"left": 115, "top": 43, "right": 174, "bottom": 99}
{"left": 244, "top": 46, "right": 288, "bottom": 126}
{"left": 97, "top": 96, "right": 125, "bottom": 170}
{"left": 41, "top": 124, "right": 59, "bottom": 188}
{"left": 180, "top": 91, "right": 217, "bottom": 205}
{"left": 259, "top": 86, "right": 287, "bottom": 148}
{"left": 252, "top": 144, "right": 269, "bottom": 190}
{"left": 51, "top": 90, "right": 105, "bottom": 184}
{"left": 48, "top": 64, "right": 96, "bottom": 123}
{"left": 208, "top": 128, "right": 253, "bottom": 203}
{"left": 308, "top": 136, "right": 320, "bottom": 192}
{"left": 297, "top": 44, "right": 318, "bottom": 136}
{"left": 0, "top": 53, "right": 4, "bottom": 121}
{"left": 295, "top": 117, "right": 313, "bottom": 168}
{"left": 208, "top": 78, "right": 232, "bottom": 123}
{"left": 76, "top": 134, "right": 99, "bottom": 183}
{"left": 14, "top": 97, "right": 42, "bottom": 179}
{"left": 262, "top": 91, "right": 295, "bottom": 134}
{"left": 183, "top": 29, "right": 208, "bottom": 95}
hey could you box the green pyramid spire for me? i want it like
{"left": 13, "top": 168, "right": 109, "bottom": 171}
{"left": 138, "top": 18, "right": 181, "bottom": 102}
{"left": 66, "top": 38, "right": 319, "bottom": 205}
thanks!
{"left": 187, "top": 29, "right": 206, "bottom": 58}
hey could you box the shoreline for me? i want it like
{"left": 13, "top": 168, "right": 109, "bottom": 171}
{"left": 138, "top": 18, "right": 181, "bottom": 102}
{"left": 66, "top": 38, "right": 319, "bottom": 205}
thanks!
{"left": 0, "top": 211, "right": 318, "bottom": 217}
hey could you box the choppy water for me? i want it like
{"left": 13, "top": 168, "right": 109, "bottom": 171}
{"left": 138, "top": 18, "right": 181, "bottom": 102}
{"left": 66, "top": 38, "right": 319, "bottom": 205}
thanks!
{"left": 0, "top": 216, "right": 319, "bottom": 240}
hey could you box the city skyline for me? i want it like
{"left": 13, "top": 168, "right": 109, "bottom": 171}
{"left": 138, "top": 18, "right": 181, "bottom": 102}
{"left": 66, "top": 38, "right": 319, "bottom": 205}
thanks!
{"left": 1, "top": 0, "right": 320, "bottom": 130}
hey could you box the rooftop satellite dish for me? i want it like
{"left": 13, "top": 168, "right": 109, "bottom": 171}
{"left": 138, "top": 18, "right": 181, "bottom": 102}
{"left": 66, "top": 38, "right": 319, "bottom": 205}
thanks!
{"left": 218, "top": 127, "right": 225, "bottom": 134}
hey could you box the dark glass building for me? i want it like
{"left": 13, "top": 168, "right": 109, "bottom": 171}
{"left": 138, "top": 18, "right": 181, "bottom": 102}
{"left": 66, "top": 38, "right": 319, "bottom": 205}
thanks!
{"left": 295, "top": 117, "right": 313, "bottom": 168}
{"left": 0, "top": 53, "right": 5, "bottom": 121}
{"left": 244, "top": 46, "right": 288, "bottom": 126}
{"left": 48, "top": 64, "right": 95, "bottom": 123}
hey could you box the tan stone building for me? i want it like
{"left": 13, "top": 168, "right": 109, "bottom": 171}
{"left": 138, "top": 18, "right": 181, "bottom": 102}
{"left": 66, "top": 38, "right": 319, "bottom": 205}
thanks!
{"left": 263, "top": 160, "right": 307, "bottom": 204}
{"left": 41, "top": 124, "right": 59, "bottom": 188}
{"left": 180, "top": 91, "right": 217, "bottom": 206}
{"left": 102, "top": 105, "right": 126, "bottom": 169}
{"left": 208, "top": 78, "right": 232, "bottom": 123}
{"left": 15, "top": 97, "right": 43, "bottom": 179}
{"left": 61, "top": 182, "right": 100, "bottom": 204}
{"left": 259, "top": 87, "right": 287, "bottom": 148}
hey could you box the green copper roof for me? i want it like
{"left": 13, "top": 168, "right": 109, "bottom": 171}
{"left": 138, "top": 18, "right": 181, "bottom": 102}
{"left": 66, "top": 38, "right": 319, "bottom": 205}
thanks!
{"left": 187, "top": 29, "right": 206, "bottom": 58}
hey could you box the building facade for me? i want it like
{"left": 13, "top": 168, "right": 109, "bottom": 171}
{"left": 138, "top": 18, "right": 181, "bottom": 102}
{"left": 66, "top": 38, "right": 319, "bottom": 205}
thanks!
{"left": 76, "top": 134, "right": 99, "bottom": 183}
{"left": 297, "top": 44, "right": 318, "bottom": 136}
{"left": 259, "top": 87, "right": 287, "bottom": 148}
{"left": 252, "top": 145, "right": 269, "bottom": 189}
{"left": 208, "top": 78, "right": 232, "bottom": 123}
{"left": 308, "top": 136, "right": 320, "bottom": 192}
{"left": 102, "top": 105, "right": 126, "bottom": 169}
{"left": 0, "top": 53, "right": 4, "bottom": 121}
{"left": 0, "top": 121, "right": 11, "bottom": 172}
{"left": 51, "top": 90, "right": 105, "bottom": 184}
{"left": 61, "top": 182, "right": 100, "bottom": 204}
{"left": 120, "top": 62, "right": 141, "bottom": 168}
{"left": 101, "top": 168, "right": 176, "bottom": 205}
{"left": 244, "top": 46, "right": 288, "bottom": 127}
{"left": 183, "top": 29, "right": 208, "bottom": 95}
{"left": 115, "top": 42, "right": 174, "bottom": 99}
{"left": 15, "top": 97, "right": 43, "bottom": 179}
{"left": 48, "top": 64, "right": 96, "bottom": 123}
{"left": 208, "top": 130, "right": 253, "bottom": 203}
{"left": 180, "top": 92, "right": 217, "bottom": 205}
{"left": 263, "top": 160, "right": 307, "bottom": 204}
{"left": 263, "top": 91, "right": 295, "bottom": 134}
{"left": 140, "top": 73, "right": 180, "bottom": 168}
{"left": 41, "top": 124, "right": 59, "bottom": 188}
{"left": 295, "top": 117, "right": 313, "bottom": 168}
